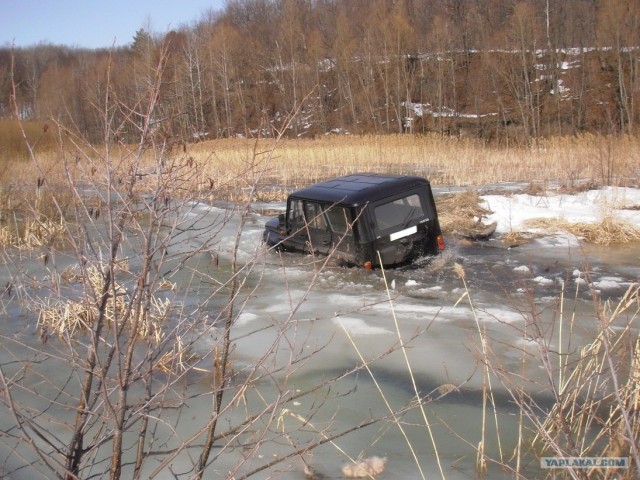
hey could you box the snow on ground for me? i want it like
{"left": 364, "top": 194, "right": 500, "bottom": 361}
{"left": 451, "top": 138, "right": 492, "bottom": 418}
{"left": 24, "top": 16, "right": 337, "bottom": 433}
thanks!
{"left": 475, "top": 186, "right": 640, "bottom": 297}
{"left": 482, "top": 186, "right": 640, "bottom": 235}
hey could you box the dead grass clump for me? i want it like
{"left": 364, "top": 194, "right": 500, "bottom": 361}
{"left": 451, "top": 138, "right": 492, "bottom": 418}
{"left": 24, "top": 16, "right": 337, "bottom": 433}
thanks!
{"left": 0, "top": 225, "right": 16, "bottom": 246}
{"left": 0, "top": 218, "right": 66, "bottom": 249}
{"left": 438, "top": 191, "right": 489, "bottom": 227}
{"left": 222, "top": 186, "right": 291, "bottom": 204}
{"left": 37, "top": 264, "right": 169, "bottom": 344}
{"left": 558, "top": 179, "right": 601, "bottom": 194}
{"left": 154, "top": 335, "right": 202, "bottom": 374}
{"left": 436, "top": 383, "right": 459, "bottom": 395}
{"left": 525, "top": 216, "right": 640, "bottom": 245}
{"left": 500, "top": 230, "right": 540, "bottom": 247}
{"left": 0, "top": 184, "right": 76, "bottom": 249}
{"left": 20, "top": 219, "right": 66, "bottom": 248}
{"left": 341, "top": 456, "right": 387, "bottom": 478}
{"left": 525, "top": 181, "right": 547, "bottom": 195}
{"left": 437, "top": 190, "right": 495, "bottom": 238}
{"left": 534, "top": 286, "right": 640, "bottom": 474}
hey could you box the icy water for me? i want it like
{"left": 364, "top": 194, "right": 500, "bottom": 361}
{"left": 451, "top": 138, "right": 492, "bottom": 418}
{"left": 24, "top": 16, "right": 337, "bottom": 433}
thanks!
{"left": 1, "top": 199, "right": 639, "bottom": 479}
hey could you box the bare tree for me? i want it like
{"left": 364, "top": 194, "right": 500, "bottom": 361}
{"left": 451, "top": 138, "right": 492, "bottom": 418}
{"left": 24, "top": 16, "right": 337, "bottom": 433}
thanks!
{"left": 597, "top": 0, "right": 640, "bottom": 134}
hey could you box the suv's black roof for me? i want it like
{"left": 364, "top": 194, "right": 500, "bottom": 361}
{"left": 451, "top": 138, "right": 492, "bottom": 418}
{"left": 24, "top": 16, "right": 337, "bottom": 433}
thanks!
{"left": 289, "top": 173, "right": 430, "bottom": 207}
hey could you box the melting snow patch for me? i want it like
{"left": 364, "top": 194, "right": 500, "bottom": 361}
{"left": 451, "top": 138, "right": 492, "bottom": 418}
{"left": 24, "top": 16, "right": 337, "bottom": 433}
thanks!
{"left": 235, "top": 312, "right": 258, "bottom": 326}
{"left": 599, "top": 275, "right": 625, "bottom": 283}
{"left": 593, "top": 278, "right": 622, "bottom": 290}
{"left": 412, "top": 286, "right": 446, "bottom": 299}
{"left": 332, "top": 316, "right": 392, "bottom": 335}
{"left": 533, "top": 276, "right": 554, "bottom": 286}
{"left": 514, "top": 265, "right": 531, "bottom": 275}
{"left": 476, "top": 307, "right": 523, "bottom": 324}
{"left": 539, "top": 296, "right": 559, "bottom": 303}
{"left": 536, "top": 234, "right": 582, "bottom": 247}
{"left": 482, "top": 187, "right": 640, "bottom": 242}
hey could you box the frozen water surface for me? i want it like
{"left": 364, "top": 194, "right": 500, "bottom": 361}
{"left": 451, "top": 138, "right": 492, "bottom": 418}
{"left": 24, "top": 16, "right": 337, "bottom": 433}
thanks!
{"left": 1, "top": 189, "right": 639, "bottom": 479}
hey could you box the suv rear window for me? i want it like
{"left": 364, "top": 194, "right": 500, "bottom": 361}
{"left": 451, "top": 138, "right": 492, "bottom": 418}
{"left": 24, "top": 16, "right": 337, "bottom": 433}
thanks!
{"left": 374, "top": 193, "right": 425, "bottom": 231}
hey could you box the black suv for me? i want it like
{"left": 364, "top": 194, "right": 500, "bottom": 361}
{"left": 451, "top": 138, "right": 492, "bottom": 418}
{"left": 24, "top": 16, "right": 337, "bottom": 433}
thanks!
{"left": 263, "top": 173, "right": 444, "bottom": 268}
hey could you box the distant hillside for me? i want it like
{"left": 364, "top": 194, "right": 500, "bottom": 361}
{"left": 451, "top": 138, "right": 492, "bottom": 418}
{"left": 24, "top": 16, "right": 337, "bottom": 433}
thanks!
{"left": 1, "top": 0, "right": 639, "bottom": 145}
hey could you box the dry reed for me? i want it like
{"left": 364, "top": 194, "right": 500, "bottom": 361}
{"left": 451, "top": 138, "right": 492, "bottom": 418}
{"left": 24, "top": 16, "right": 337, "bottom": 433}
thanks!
{"left": 437, "top": 191, "right": 494, "bottom": 237}
{"left": 533, "top": 285, "right": 640, "bottom": 477}
{"left": 187, "top": 133, "right": 640, "bottom": 194}
{"left": 37, "top": 263, "right": 169, "bottom": 344}
{"left": 2, "top": 133, "right": 639, "bottom": 202}
{"left": 525, "top": 216, "right": 640, "bottom": 245}
{"left": 341, "top": 456, "right": 387, "bottom": 478}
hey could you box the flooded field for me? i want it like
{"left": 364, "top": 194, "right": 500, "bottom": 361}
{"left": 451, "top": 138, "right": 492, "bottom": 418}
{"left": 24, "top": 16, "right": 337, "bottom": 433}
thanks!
{"left": 1, "top": 194, "right": 639, "bottom": 479}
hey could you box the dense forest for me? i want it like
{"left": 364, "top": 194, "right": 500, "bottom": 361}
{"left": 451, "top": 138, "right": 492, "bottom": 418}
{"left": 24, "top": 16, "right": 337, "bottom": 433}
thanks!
{"left": 1, "top": 0, "right": 639, "bottom": 145}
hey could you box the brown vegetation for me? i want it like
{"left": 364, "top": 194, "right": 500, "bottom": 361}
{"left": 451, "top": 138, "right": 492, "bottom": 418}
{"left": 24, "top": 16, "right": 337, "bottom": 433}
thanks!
{"left": 525, "top": 216, "right": 640, "bottom": 244}
{"left": 1, "top": 130, "right": 638, "bottom": 249}
{"left": 2, "top": 0, "right": 640, "bottom": 147}
{"left": 1, "top": 132, "right": 639, "bottom": 198}
{"left": 437, "top": 190, "right": 494, "bottom": 239}
{"left": 1, "top": 5, "right": 639, "bottom": 478}
{"left": 341, "top": 456, "right": 387, "bottom": 478}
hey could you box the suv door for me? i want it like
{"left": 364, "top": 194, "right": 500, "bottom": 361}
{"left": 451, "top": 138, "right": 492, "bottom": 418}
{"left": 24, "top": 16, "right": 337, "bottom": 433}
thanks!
{"left": 288, "top": 199, "right": 333, "bottom": 254}
{"left": 303, "top": 202, "right": 332, "bottom": 254}
{"left": 324, "top": 205, "right": 356, "bottom": 259}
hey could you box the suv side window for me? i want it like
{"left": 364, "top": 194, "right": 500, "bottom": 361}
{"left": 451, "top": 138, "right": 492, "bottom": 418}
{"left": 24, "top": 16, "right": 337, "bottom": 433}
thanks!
{"left": 325, "top": 206, "right": 352, "bottom": 236}
{"left": 289, "top": 199, "right": 305, "bottom": 229}
{"left": 304, "top": 202, "right": 327, "bottom": 230}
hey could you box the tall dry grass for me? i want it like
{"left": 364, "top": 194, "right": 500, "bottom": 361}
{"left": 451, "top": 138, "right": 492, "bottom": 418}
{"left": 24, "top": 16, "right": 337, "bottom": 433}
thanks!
{"left": 186, "top": 134, "right": 640, "bottom": 195}
{"left": 0, "top": 119, "right": 59, "bottom": 166}
{"left": 1, "top": 129, "right": 639, "bottom": 201}
{"left": 525, "top": 217, "right": 640, "bottom": 245}
{"left": 2, "top": 129, "right": 639, "bottom": 250}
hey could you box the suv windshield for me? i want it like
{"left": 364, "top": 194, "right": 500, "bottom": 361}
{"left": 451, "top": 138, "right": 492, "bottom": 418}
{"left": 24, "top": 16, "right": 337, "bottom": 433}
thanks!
{"left": 374, "top": 193, "right": 425, "bottom": 232}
